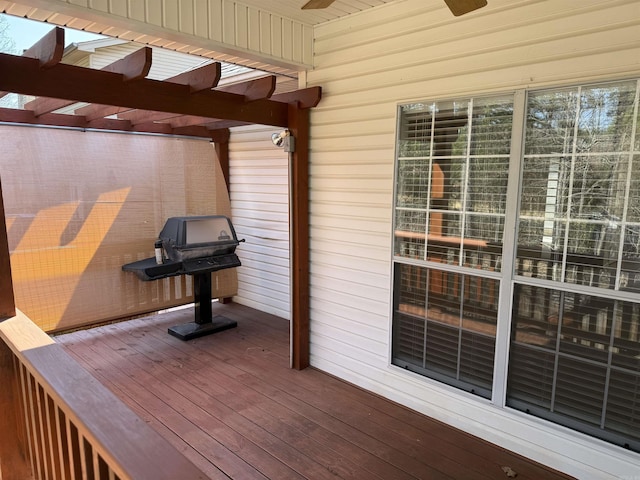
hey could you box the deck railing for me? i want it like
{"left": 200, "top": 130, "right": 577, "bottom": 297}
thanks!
{"left": 0, "top": 310, "right": 207, "bottom": 480}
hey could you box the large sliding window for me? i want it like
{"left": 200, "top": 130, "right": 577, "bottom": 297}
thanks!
{"left": 392, "top": 78, "right": 640, "bottom": 451}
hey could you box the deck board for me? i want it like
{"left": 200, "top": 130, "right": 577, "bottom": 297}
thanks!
{"left": 56, "top": 302, "right": 575, "bottom": 480}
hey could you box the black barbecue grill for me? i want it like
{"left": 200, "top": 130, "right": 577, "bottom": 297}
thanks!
{"left": 122, "top": 215, "right": 244, "bottom": 341}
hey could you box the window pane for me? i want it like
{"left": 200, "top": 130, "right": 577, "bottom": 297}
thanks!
{"left": 459, "top": 330, "right": 496, "bottom": 392}
{"left": 511, "top": 284, "right": 561, "bottom": 340}
{"left": 611, "top": 302, "right": 640, "bottom": 372}
{"left": 430, "top": 100, "right": 470, "bottom": 157}
{"left": 520, "top": 156, "right": 570, "bottom": 220}
{"left": 577, "top": 81, "right": 637, "bottom": 153}
{"left": 525, "top": 88, "right": 578, "bottom": 155}
{"left": 468, "top": 96, "right": 514, "bottom": 155}
{"left": 607, "top": 370, "right": 640, "bottom": 441}
{"left": 508, "top": 284, "right": 640, "bottom": 452}
{"left": 394, "top": 209, "right": 426, "bottom": 259}
{"left": 398, "top": 103, "right": 434, "bottom": 158}
{"left": 518, "top": 81, "right": 640, "bottom": 293}
{"left": 554, "top": 357, "right": 606, "bottom": 426}
{"left": 467, "top": 157, "right": 509, "bottom": 214}
{"left": 516, "top": 219, "right": 564, "bottom": 281}
{"left": 463, "top": 214, "right": 504, "bottom": 255}
{"left": 392, "top": 264, "right": 496, "bottom": 397}
{"left": 571, "top": 154, "right": 628, "bottom": 220}
{"left": 394, "top": 312, "right": 426, "bottom": 366}
{"left": 396, "top": 157, "right": 430, "bottom": 208}
{"left": 427, "top": 211, "right": 461, "bottom": 264}
{"left": 508, "top": 346, "right": 556, "bottom": 410}
{"left": 461, "top": 276, "right": 499, "bottom": 335}
{"left": 558, "top": 295, "right": 612, "bottom": 363}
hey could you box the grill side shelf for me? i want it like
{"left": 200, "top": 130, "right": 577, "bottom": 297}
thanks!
{"left": 122, "top": 254, "right": 241, "bottom": 281}
{"left": 121, "top": 257, "right": 183, "bottom": 281}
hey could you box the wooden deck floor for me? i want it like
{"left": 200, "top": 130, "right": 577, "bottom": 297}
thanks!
{"left": 56, "top": 302, "right": 574, "bottom": 480}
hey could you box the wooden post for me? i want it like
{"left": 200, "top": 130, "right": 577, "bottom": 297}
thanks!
{"left": 0, "top": 177, "right": 15, "bottom": 321}
{"left": 212, "top": 128, "right": 233, "bottom": 305}
{"left": 0, "top": 343, "right": 32, "bottom": 479}
{"left": 212, "top": 128, "right": 231, "bottom": 193}
{"left": 288, "top": 104, "right": 310, "bottom": 370}
{"left": 0, "top": 177, "right": 26, "bottom": 478}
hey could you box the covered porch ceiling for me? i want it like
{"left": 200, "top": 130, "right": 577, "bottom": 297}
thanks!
{"left": 1, "top": 0, "right": 481, "bottom": 76}
{"left": 1, "top": 0, "right": 395, "bottom": 30}
{"left": 0, "top": 0, "right": 397, "bottom": 76}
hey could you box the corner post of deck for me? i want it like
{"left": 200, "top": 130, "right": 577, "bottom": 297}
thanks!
{"left": 288, "top": 103, "right": 310, "bottom": 370}
{"left": 0, "top": 178, "right": 29, "bottom": 480}
{"left": 0, "top": 340, "right": 33, "bottom": 480}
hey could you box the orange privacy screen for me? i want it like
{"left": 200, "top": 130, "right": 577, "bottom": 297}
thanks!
{"left": 2, "top": 126, "right": 236, "bottom": 332}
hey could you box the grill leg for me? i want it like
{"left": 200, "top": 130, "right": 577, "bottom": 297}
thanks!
{"left": 167, "top": 272, "right": 237, "bottom": 340}
{"left": 194, "top": 272, "right": 212, "bottom": 324}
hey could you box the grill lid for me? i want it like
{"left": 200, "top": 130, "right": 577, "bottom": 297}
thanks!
{"left": 159, "top": 215, "right": 241, "bottom": 262}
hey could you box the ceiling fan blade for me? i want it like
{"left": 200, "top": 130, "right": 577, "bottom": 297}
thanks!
{"left": 302, "top": 0, "right": 336, "bottom": 9}
{"left": 443, "top": 0, "right": 487, "bottom": 16}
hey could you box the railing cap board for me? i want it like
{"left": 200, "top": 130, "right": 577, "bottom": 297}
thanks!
{"left": 0, "top": 311, "right": 208, "bottom": 480}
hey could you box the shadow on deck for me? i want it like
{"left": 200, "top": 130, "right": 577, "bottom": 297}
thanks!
{"left": 56, "top": 302, "right": 574, "bottom": 480}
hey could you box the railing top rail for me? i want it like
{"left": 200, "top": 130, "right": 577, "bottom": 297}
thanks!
{"left": 0, "top": 310, "right": 208, "bottom": 480}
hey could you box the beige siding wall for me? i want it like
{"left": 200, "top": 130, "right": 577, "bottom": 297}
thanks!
{"left": 306, "top": 0, "right": 640, "bottom": 478}
{"left": 229, "top": 125, "right": 290, "bottom": 320}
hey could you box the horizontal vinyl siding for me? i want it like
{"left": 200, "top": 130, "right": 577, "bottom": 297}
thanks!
{"left": 229, "top": 125, "right": 290, "bottom": 320}
{"left": 306, "top": 0, "right": 640, "bottom": 478}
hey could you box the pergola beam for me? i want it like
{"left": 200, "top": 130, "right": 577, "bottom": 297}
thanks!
{"left": 74, "top": 62, "right": 223, "bottom": 121}
{"left": 117, "top": 74, "right": 277, "bottom": 125}
{"left": 0, "top": 53, "right": 289, "bottom": 127}
{"left": 0, "top": 107, "right": 217, "bottom": 139}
